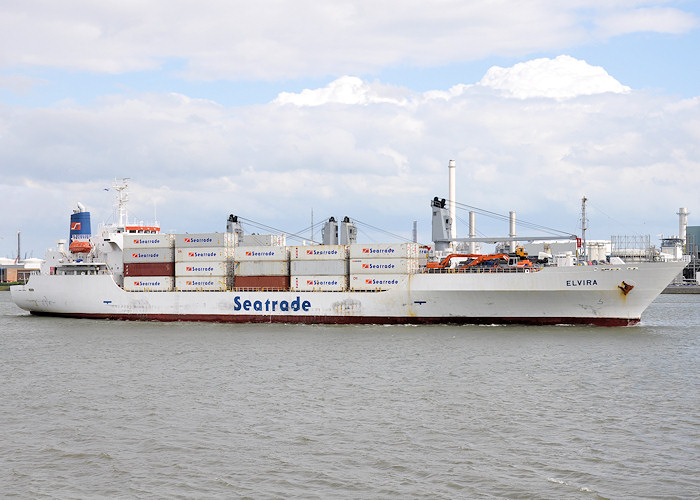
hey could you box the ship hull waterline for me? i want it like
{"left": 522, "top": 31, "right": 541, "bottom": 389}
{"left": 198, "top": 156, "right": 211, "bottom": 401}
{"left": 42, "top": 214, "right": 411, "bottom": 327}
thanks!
{"left": 25, "top": 310, "right": 637, "bottom": 326}
{"left": 11, "top": 261, "right": 685, "bottom": 327}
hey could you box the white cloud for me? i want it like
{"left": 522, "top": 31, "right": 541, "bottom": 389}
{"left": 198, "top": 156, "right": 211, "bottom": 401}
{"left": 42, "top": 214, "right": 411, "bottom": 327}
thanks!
{"left": 274, "top": 56, "right": 631, "bottom": 105}
{"left": 477, "top": 55, "right": 631, "bottom": 99}
{"left": 1, "top": 56, "right": 699, "bottom": 257}
{"left": 0, "top": 2, "right": 696, "bottom": 79}
{"left": 274, "top": 76, "right": 408, "bottom": 106}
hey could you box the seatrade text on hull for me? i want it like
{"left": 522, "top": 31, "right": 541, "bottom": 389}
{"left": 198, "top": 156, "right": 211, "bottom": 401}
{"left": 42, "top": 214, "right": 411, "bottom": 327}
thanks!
{"left": 233, "top": 296, "right": 312, "bottom": 313}
{"left": 10, "top": 174, "right": 687, "bottom": 326}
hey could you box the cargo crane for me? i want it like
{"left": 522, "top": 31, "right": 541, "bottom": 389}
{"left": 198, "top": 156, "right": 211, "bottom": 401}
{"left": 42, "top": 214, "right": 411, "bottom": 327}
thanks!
{"left": 427, "top": 247, "right": 534, "bottom": 270}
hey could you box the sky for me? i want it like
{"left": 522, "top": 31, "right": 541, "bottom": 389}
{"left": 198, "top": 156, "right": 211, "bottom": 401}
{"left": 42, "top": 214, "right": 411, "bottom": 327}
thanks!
{"left": 2, "top": 0, "right": 700, "bottom": 258}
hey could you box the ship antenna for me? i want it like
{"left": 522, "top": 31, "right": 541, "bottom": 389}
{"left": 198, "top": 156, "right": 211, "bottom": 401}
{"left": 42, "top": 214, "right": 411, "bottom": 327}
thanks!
{"left": 113, "top": 177, "right": 130, "bottom": 228}
{"left": 580, "top": 196, "right": 588, "bottom": 263}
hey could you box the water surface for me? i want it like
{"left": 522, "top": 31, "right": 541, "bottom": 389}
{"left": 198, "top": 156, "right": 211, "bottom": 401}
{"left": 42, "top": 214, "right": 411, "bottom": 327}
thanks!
{"left": 1, "top": 293, "right": 698, "bottom": 498}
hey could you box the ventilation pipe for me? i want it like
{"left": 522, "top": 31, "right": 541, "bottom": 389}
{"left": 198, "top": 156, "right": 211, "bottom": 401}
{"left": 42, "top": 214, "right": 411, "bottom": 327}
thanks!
{"left": 448, "top": 160, "right": 457, "bottom": 246}
{"left": 678, "top": 207, "right": 689, "bottom": 245}
{"left": 469, "top": 211, "right": 476, "bottom": 254}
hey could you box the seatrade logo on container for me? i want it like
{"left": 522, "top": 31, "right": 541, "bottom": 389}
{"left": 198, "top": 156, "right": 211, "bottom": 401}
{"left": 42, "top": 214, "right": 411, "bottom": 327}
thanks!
{"left": 362, "top": 247, "right": 395, "bottom": 254}
{"left": 305, "top": 279, "right": 339, "bottom": 286}
{"left": 186, "top": 265, "right": 215, "bottom": 273}
{"left": 245, "top": 250, "right": 275, "bottom": 257}
{"left": 184, "top": 237, "right": 213, "bottom": 244}
{"left": 188, "top": 251, "right": 218, "bottom": 258}
{"left": 186, "top": 279, "right": 215, "bottom": 286}
{"left": 132, "top": 252, "right": 159, "bottom": 259}
{"left": 362, "top": 262, "right": 396, "bottom": 269}
{"left": 134, "top": 280, "right": 161, "bottom": 286}
{"left": 364, "top": 278, "right": 399, "bottom": 285}
{"left": 305, "top": 248, "right": 339, "bottom": 256}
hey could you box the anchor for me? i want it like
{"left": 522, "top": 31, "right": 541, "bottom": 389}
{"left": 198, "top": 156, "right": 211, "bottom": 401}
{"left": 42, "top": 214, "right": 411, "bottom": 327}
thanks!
{"left": 618, "top": 281, "right": 634, "bottom": 295}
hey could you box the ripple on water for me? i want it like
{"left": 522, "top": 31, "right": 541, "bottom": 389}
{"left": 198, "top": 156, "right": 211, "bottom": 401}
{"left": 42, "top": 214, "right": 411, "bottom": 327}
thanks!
{"left": 0, "top": 293, "right": 698, "bottom": 498}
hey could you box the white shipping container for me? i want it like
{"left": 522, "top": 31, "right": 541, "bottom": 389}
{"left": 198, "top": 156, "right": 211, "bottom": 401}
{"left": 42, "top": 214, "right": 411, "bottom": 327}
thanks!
{"left": 175, "top": 261, "right": 229, "bottom": 277}
{"left": 175, "top": 247, "right": 231, "bottom": 262}
{"left": 234, "top": 260, "right": 289, "bottom": 276}
{"left": 350, "top": 258, "right": 418, "bottom": 275}
{"left": 124, "top": 276, "right": 174, "bottom": 291}
{"left": 122, "top": 234, "right": 174, "bottom": 249}
{"left": 174, "top": 232, "right": 235, "bottom": 248}
{"left": 234, "top": 245, "right": 288, "bottom": 261}
{"left": 291, "top": 275, "right": 348, "bottom": 291}
{"left": 239, "top": 234, "right": 286, "bottom": 247}
{"left": 289, "top": 245, "right": 347, "bottom": 261}
{"left": 175, "top": 277, "right": 227, "bottom": 291}
{"left": 291, "top": 259, "right": 348, "bottom": 276}
{"left": 123, "top": 248, "right": 174, "bottom": 263}
{"left": 349, "top": 274, "right": 406, "bottom": 291}
{"left": 349, "top": 243, "right": 419, "bottom": 259}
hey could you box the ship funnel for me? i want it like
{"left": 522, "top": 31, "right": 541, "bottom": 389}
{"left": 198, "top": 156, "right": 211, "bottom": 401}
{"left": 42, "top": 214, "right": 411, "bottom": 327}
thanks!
{"left": 322, "top": 217, "right": 338, "bottom": 245}
{"left": 69, "top": 203, "right": 92, "bottom": 253}
{"left": 340, "top": 216, "right": 357, "bottom": 245}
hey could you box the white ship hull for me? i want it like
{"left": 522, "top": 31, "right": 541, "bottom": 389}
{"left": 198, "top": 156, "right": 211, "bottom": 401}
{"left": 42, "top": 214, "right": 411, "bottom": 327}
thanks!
{"left": 11, "top": 261, "right": 685, "bottom": 326}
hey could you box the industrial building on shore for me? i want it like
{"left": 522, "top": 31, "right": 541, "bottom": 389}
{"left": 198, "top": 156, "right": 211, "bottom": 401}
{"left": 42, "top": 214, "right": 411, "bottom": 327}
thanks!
{"left": 0, "top": 258, "right": 42, "bottom": 285}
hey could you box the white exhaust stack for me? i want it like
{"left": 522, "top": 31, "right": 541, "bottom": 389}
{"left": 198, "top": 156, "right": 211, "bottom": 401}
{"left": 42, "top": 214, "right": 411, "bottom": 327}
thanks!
{"left": 469, "top": 211, "right": 476, "bottom": 254}
{"left": 678, "top": 207, "right": 689, "bottom": 244}
{"left": 509, "top": 211, "right": 517, "bottom": 252}
{"left": 448, "top": 160, "right": 456, "bottom": 245}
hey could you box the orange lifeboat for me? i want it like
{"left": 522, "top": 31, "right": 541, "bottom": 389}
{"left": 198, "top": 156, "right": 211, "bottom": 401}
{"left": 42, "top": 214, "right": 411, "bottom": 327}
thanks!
{"left": 69, "top": 239, "right": 92, "bottom": 253}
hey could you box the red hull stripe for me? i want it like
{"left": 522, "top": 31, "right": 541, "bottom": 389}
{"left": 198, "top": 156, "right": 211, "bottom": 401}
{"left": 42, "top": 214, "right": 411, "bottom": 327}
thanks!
{"left": 30, "top": 311, "right": 640, "bottom": 327}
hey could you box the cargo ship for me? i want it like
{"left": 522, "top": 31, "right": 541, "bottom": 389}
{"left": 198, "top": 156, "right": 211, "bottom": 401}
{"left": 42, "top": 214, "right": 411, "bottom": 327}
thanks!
{"left": 11, "top": 175, "right": 686, "bottom": 326}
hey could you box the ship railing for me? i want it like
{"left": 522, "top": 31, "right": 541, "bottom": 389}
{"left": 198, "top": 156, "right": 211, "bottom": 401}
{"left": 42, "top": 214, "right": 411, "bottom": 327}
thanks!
{"left": 232, "top": 287, "right": 290, "bottom": 292}
{"left": 231, "top": 287, "right": 387, "bottom": 292}
{"left": 419, "top": 266, "right": 542, "bottom": 274}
